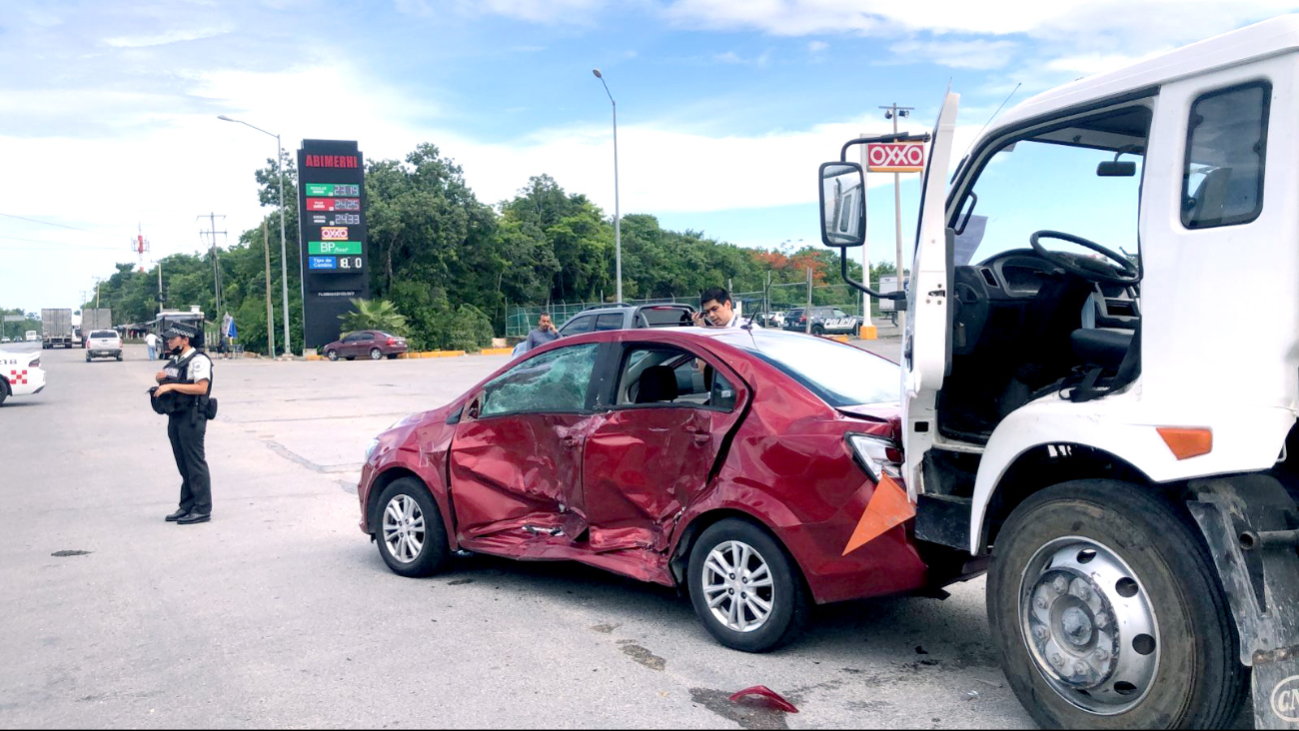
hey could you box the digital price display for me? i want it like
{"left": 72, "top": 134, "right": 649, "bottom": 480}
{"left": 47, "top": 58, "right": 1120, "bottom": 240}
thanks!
{"left": 298, "top": 139, "right": 370, "bottom": 349}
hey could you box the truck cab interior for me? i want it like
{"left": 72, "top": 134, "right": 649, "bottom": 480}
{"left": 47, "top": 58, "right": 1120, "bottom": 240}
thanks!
{"left": 937, "top": 103, "right": 1151, "bottom": 443}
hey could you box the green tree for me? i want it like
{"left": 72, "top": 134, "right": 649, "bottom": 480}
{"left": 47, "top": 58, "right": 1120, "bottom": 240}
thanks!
{"left": 339, "top": 299, "right": 408, "bottom": 335}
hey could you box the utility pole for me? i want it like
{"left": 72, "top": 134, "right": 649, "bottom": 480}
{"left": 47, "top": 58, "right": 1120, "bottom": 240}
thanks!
{"left": 805, "top": 266, "right": 813, "bottom": 334}
{"left": 859, "top": 132, "right": 872, "bottom": 334}
{"left": 880, "top": 103, "right": 914, "bottom": 333}
{"left": 197, "top": 213, "right": 227, "bottom": 333}
{"left": 263, "top": 221, "right": 275, "bottom": 356}
{"left": 157, "top": 261, "right": 164, "bottom": 313}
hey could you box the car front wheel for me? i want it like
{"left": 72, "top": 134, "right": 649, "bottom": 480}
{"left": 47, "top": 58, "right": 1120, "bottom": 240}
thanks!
{"left": 325, "top": 349, "right": 338, "bottom": 361}
{"left": 374, "top": 478, "right": 451, "bottom": 578}
{"left": 687, "top": 518, "right": 810, "bottom": 652}
{"left": 987, "top": 479, "right": 1248, "bottom": 729}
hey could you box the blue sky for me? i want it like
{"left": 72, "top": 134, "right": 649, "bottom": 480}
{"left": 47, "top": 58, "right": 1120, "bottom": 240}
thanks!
{"left": 2, "top": 0, "right": 1295, "bottom": 313}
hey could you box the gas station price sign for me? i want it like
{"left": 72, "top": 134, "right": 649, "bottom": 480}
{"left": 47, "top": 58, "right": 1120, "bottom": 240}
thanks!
{"left": 297, "top": 139, "right": 370, "bottom": 349}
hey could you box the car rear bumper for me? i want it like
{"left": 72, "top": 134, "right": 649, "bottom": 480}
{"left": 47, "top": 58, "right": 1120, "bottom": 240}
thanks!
{"left": 88, "top": 349, "right": 121, "bottom": 356}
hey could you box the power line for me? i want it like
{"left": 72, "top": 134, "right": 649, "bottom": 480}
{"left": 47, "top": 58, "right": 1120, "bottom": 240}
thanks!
{"left": 0, "top": 212, "right": 115, "bottom": 234}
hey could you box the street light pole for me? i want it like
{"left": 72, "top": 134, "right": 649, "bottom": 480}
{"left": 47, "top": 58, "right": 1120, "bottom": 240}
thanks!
{"left": 880, "top": 103, "right": 914, "bottom": 333}
{"left": 592, "top": 69, "right": 622, "bottom": 303}
{"left": 218, "top": 115, "right": 290, "bottom": 357}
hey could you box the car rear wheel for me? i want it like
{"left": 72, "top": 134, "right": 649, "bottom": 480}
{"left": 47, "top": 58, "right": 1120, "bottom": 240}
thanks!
{"left": 687, "top": 518, "right": 810, "bottom": 652}
{"left": 325, "top": 349, "right": 338, "bottom": 361}
{"left": 374, "top": 478, "right": 451, "bottom": 578}
{"left": 369, "top": 347, "right": 382, "bottom": 360}
{"left": 0, "top": 381, "right": 7, "bottom": 406}
{"left": 987, "top": 479, "right": 1248, "bottom": 729}
{"left": 811, "top": 324, "right": 824, "bottom": 336}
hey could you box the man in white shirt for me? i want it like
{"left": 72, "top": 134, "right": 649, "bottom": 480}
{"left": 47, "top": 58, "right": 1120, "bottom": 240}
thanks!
{"left": 694, "top": 287, "right": 742, "bottom": 328}
{"left": 145, "top": 331, "right": 159, "bottom": 361}
{"left": 153, "top": 324, "right": 214, "bottom": 524}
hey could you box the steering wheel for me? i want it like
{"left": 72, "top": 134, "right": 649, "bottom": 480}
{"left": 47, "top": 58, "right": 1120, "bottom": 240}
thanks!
{"left": 1029, "top": 230, "right": 1140, "bottom": 285}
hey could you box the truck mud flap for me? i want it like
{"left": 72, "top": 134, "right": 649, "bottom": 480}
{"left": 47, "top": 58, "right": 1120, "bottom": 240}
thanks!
{"left": 1185, "top": 475, "right": 1299, "bottom": 729}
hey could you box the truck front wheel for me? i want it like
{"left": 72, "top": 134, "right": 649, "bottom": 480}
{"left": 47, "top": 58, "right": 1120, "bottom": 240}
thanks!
{"left": 987, "top": 479, "right": 1247, "bottom": 729}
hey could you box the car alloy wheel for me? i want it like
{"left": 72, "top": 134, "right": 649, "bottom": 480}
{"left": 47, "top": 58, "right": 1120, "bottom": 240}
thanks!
{"left": 370, "top": 347, "right": 382, "bottom": 360}
{"left": 382, "top": 494, "right": 426, "bottom": 564}
{"left": 1019, "top": 537, "right": 1159, "bottom": 714}
{"left": 703, "top": 540, "right": 775, "bottom": 633}
{"left": 326, "top": 349, "right": 338, "bottom": 361}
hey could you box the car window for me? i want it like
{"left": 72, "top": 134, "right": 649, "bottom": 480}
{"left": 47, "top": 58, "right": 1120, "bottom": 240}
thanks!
{"left": 832, "top": 310, "right": 848, "bottom": 319}
{"left": 480, "top": 343, "right": 600, "bottom": 417}
{"left": 743, "top": 333, "right": 899, "bottom": 407}
{"left": 359, "top": 333, "right": 376, "bottom": 341}
{"left": 92, "top": 330, "right": 116, "bottom": 338}
{"left": 1182, "top": 81, "right": 1270, "bottom": 229}
{"left": 639, "top": 306, "right": 693, "bottom": 328}
{"left": 342, "top": 333, "right": 359, "bottom": 342}
{"left": 561, "top": 315, "right": 595, "bottom": 335}
{"left": 617, "top": 345, "right": 734, "bottom": 411}
{"left": 595, "top": 313, "right": 623, "bottom": 331}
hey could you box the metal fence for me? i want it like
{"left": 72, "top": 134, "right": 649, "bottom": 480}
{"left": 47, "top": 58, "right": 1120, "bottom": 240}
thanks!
{"left": 504, "top": 279, "right": 896, "bottom": 338}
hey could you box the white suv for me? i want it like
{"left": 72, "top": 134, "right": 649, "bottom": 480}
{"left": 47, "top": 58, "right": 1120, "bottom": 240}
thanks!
{"left": 86, "top": 330, "right": 122, "bottom": 361}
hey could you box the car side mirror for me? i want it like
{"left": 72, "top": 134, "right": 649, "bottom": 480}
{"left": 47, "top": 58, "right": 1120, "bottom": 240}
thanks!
{"left": 819, "top": 162, "right": 866, "bottom": 247}
{"left": 1096, "top": 161, "right": 1136, "bottom": 177}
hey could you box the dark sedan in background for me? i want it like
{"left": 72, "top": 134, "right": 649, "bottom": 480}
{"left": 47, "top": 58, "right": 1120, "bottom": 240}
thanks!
{"left": 322, "top": 331, "right": 408, "bottom": 361}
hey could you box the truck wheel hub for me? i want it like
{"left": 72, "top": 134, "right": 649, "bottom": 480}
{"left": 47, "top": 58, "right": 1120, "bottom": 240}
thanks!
{"left": 1019, "top": 537, "right": 1161, "bottom": 715}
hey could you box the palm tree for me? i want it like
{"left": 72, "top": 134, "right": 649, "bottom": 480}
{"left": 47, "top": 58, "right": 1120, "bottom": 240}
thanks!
{"left": 339, "top": 299, "right": 408, "bottom": 335}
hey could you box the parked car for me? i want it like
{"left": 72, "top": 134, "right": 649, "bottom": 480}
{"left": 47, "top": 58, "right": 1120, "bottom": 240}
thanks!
{"left": 557, "top": 303, "right": 695, "bottom": 336}
{"left": 322, "top": 330, "right": 408, "bottom": 361}
{"left": 357, "top": 327, "right": 931, "bottom": 652}
{"left": 782, "top": 306, "right": 860, "bottom": 336}
{"left": 85, "top": 330, "right": 122, "bottom": 362}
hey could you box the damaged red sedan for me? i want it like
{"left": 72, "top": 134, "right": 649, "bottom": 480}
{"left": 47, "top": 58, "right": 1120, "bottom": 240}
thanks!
{"left": 358, "top": 327, "right": 937, "bottom": 651}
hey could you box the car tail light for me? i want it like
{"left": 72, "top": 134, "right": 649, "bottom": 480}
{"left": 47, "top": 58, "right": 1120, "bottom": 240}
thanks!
{"left": 847, "top": 434, "right": 903, "bottom": 482}
{"left": 386, "top": 338, "right": 396, "bottom": 346}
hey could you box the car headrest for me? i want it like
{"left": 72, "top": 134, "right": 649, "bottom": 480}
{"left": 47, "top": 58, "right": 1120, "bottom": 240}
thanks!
{"left": 636, "top": 365, "right": 678, "bottom": 404}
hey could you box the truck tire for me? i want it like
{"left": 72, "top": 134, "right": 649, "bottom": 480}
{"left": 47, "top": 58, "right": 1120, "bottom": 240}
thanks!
{"left": 987, "top": 479, "right": 1248, "bottom": 729}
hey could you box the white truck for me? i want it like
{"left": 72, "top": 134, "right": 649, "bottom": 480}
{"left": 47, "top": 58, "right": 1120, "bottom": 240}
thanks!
{"left": 821, "top": 15, "right": 1299, "bottom": 730}
{"left": 80, "top": 308, "right": 112, "bottom": 345}
{"left": 41, "top": 308, "right": 72, "bottom": 349}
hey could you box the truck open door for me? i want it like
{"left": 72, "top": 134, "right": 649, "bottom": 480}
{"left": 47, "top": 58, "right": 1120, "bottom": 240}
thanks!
{"left": 901, "top": 91, "right": 959, "bottom": 497}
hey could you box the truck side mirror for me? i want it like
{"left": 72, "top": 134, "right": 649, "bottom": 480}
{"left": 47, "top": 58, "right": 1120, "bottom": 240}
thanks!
{"left": 819, "top": 162, "right": 866, "bottom": 248}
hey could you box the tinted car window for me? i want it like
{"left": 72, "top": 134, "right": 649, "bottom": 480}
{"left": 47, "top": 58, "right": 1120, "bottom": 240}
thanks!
{"left": 359, "top": 333, "right": 376, "bottom": 341}
{"left": 92, "top": 330, "right": 116, "bottom": 338}
{"left": 639, "top": 307, "right": 693, "bottom": 328}
{"left": 595, "top": 313, "right": 623, "bottom": 331}
{"left": 562, "top": 316, "right": 595, "bottom": 335}
{"left": 480, "top": 343, "right": 600, "bottom": 417}
{"left": 744, "top": 334, "right": 898, "bottom": 407}
{"left": 343, "top": 333, "right": 360, "bottom": 342}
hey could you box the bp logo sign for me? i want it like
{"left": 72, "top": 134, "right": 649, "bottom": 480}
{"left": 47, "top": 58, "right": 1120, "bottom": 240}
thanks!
{"left": 866, "top": 142, "right": 926, "bottom": 173}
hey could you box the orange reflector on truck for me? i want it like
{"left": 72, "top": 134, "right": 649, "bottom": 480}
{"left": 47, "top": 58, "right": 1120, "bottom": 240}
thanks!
{"left": 1156, "top": 427, "right": 1213, "bottom": 460}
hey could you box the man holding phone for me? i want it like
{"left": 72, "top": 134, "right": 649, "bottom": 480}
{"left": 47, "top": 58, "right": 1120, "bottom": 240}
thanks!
{"left": 523, "top": 313, "right": 561, "bottom": 351}
{"left": 694, "top": 287, "right": 745, "bottom": 328}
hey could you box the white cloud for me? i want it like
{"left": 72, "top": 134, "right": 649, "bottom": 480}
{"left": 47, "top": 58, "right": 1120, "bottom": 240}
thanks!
{"left": 104, "top": 25, "right": 233, "bottom": 48}
{"left": 453, "top": 0, "right": 605, "bottom": 23}
{"left": 1044, "top": 49, "right": 1173, "bottom": 76}
{"left": 887, "top": 39, "right": 1016, "bottom": 70}
{"left": 808, "top": 40, "right": 828, "bottom": 52}
{"left": 713, "top": 49, "right": 773, "bottom": 66}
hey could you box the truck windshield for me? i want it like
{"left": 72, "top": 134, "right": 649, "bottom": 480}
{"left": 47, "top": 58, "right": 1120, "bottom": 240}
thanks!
{"left": 742, "top": 334, "right": 899, "bottom": 407}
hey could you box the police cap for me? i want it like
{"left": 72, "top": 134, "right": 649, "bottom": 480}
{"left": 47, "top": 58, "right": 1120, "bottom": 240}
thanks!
{"left": 162, "top": 323, "right": 197, "bottom": 340}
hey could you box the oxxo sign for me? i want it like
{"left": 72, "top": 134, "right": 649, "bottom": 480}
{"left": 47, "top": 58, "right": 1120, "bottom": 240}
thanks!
{"left": 866, "top": 142, "right": 926, "bottom": 173}
{"left": 297, "top": 139, "right": 371, "bottom": 349}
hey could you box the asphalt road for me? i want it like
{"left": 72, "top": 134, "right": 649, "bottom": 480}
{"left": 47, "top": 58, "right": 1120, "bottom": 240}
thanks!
{"left": 0, "top": 341, "right": 1037, "bottom": 729}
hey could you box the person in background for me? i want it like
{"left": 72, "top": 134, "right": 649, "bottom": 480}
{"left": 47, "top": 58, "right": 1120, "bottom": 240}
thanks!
{"left": 693, "top": 287, "right": 748, "bottom": 328}
{"left": 523, "top": 313, "right": 560, "bottom": 351}
{"left": 145, "top": 330, "right": 159, "bottom": 361}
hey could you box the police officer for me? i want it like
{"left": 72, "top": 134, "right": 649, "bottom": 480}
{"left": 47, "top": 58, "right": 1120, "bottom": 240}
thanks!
{"left": 154, "top": 324, "right": 215, "bottom": 524}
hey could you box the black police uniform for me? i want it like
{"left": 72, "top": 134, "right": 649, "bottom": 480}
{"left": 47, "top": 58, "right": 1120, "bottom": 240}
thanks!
{"left": 159, "top": 342, "right": 215, "bottom": 519}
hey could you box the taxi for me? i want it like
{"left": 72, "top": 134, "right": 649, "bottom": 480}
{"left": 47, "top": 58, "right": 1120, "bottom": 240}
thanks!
{"left": 0, "top": 349, "right": 46, "bottom": 406}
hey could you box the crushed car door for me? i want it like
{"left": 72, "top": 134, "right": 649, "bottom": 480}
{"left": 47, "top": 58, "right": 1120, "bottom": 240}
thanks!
{"left": 902, "top": 90, "right": 959, "bottom": 497}
{"left": 449, "top": 343, "right": 602, "bottom": 546}
{"left": 581, "top": 344, "right": 747, "bottom": 553}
